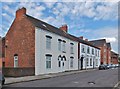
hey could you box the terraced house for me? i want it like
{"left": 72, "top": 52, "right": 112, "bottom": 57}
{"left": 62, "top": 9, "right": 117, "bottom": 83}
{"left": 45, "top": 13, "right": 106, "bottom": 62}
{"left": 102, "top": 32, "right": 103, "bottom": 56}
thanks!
{"left": 78, "top": 37, "right": 100, "bottom": 70}
{"left": 3, "top": 7, "right": 101, "bottom": 77}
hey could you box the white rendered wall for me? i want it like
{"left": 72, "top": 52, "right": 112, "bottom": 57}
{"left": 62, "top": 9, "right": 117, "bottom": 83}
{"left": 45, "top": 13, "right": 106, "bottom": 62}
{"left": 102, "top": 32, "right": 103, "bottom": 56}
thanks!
{"left": 35, "top": 27, "right": 78, "bottom": 75}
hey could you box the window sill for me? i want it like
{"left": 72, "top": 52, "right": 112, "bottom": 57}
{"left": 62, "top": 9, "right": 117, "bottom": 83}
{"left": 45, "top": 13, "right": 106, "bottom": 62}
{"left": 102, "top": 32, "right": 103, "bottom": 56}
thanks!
{"left": 62, "top": 51, "right": 66, "bottom": 53}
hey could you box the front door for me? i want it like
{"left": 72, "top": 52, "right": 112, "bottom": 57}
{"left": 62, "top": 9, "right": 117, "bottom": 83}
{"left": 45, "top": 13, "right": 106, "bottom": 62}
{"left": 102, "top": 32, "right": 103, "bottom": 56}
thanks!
{"left": 81, "top": 57, "right": 84, "bottom": 70}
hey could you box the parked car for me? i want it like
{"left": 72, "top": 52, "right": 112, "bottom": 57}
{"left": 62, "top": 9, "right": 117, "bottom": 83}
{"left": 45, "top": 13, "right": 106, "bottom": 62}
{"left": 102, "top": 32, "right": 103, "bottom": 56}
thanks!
{"left": 106, "top": 64, "right": 112, "bottom": 69}
{"left": 99, "top": 64, "right": 107, "bottom": 70}
{"left": 111, "top": 64, "right": 116, "bottom": 69}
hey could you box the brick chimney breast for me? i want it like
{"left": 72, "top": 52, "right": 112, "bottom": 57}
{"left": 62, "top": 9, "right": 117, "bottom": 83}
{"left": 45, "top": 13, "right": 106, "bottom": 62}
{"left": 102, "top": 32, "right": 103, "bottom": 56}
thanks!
{"left": 16, "top": 7, "right": 26, "bottom": 20}
{"left": 59, "top": 24, "right": 68, "bottom": 33}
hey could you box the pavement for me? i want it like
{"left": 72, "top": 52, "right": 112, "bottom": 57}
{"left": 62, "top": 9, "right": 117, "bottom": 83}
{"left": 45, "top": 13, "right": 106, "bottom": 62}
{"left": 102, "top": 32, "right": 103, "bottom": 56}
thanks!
{"left": 5, "top": 69, "right": 97, "bottom": 85}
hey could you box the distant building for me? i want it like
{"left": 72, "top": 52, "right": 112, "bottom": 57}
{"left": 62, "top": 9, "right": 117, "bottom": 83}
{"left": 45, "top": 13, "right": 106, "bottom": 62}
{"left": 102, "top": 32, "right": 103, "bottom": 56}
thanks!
{"left": 106, "top": 43, "right": 111, "bottom": 64}
{"left": 78, "top": 36, "right": 100, "bottom": 70}
{"left": 111, "top": 51, "right": 119, "bottom": 65}
{"left": 90, "top": 39, "right": 111, "bottom": 65}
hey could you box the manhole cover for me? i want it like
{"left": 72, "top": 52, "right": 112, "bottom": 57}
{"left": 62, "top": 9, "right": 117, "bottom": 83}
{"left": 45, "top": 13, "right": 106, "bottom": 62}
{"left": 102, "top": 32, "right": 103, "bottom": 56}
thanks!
{"left": 73, "top": 81, "right": 79, "bottom": 84}
{"left": 88, "top": 82, "right": 95, "bottom": 85}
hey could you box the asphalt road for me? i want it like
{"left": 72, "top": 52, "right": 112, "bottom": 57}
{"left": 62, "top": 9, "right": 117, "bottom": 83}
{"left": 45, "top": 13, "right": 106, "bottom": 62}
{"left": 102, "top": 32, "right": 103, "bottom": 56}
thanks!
{"left": 3, "top": 68, "right": 118, "bottom": 87}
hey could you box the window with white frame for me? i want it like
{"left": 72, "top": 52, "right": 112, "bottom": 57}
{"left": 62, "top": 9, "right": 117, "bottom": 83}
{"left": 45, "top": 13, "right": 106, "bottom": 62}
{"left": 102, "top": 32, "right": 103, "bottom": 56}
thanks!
{"left": 58, "top": 39, "right": 62, "bottom": 51}
{"left": 87, "top": 47, "right": 90, "bottom": 54}
{"left": 58, "top": 55, "right": 62, "bottom": 67}
{"left": 70, "top": 57, "right": 74, "bottom": 68}
{"left": 98, "top": 50, "right": 99, "bottom": 57}
{"left": 46, "top": 54, "right": 52, "bottom": 69}
{"left": 92, "top": 48, "right": 94, "bottom": 55}
{"left": 82, "top": 45, "right": 85, "bottom": 53}
{"left": 90, "top": 58, "right": 92, "bottom": 66}
{"left": 96, "top": 59, "right": 98, "bottom": 66}
{"left": 95, "top": 49, "right": 97, "bottom": 56}
{"left": 14, "top": 54, "right": 18, "bottom": 68}
{"left": 46, "top": 36, "right": 52, "bottom": 50}
{"left": 62, "top": 40, "right": 66, "bottom": 52}
{"left": 70, "top": 43, "right": 74, "bottom": 54}
{"left": 86, "top": 58, "right": 89, "bottom": 66}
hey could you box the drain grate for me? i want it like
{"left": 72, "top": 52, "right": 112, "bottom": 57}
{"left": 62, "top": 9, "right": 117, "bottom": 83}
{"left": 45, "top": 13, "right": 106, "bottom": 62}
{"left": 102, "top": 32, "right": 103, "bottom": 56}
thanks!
{"left": 88, "top": 82, "right": 95, "bottom": 85}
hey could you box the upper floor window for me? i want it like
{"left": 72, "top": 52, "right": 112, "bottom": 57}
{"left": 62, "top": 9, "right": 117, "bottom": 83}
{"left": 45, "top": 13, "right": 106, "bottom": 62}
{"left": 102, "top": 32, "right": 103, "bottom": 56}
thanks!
{"left": 70, "top": 43, "right": 74, "bottom": 54}
{"left": 104, "top": 43, "right": 106, "bottom": 47}
{"left": 58, "top": 39, "right": 62, "bottom": 51}
{"left": 82, "top": 45, "right": 85, "bottom": 53}
{"left": 98, "top": 50, "right": 99, "bottom": 57}
{"left": 46, "top": 54, "right": 52, "bottom": 69}
{"left": 46, "top": 36, "right": 52, "bottom": 50}
{"left": 95, "top": 49, "right": 97, "bottom": 56}
{"left": 92, "top": 48, "right": 94, "bottom": 55}
{"left": 87, "top": 47, "right": 90, "bottom": 54}
{"left": 62, "top": 40, "right": 66, "bottom": 52}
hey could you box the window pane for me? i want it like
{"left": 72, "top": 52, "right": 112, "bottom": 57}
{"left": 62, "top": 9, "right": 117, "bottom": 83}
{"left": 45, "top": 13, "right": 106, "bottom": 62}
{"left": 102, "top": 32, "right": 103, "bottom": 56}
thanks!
{"left": 46, "top": 55, "right": 51, "bottom": 69}
{"left": 46, "top": 37, "right": 51, "bottom": 49}
{"left": 70, "top": 57, "right": 74, "bottom": 68}
{"left": 58, "top": 61, "right": 61, "bottom": 67}
{"left": 58, "top": 41, "right": 61, "bottom": 51}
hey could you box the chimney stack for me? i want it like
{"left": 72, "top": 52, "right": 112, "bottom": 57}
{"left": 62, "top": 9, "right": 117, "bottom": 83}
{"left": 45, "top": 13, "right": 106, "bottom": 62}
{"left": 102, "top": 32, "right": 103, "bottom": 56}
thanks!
{"left": 79, "top": 36, "right": 83, "bottom": 40}
{"left": 85, "top": 39, "right": 88, "bottom": 41}
{"left": 16, "top": 7, "right": 26, "bottom": 20}
{"left": 59, "top": 24, "right": 68, "bottom": 33}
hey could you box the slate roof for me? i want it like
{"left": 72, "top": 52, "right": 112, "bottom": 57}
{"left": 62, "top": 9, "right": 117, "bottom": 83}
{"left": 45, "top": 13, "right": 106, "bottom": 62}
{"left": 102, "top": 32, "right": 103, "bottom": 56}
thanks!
{"left": 90, "top": 39, "right": 106, "bottom": 47}
{"left": 26, "top": 14, "right": 100, "bottom": 49}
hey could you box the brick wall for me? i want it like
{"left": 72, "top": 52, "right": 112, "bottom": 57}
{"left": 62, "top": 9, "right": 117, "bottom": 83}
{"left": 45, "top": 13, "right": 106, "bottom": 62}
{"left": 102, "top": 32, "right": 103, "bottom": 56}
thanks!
{"left": 5, "top": 8, "right": 35, "bottom": 68}
{"left": 3, "top": 67, "right": 35, "bottom": 77}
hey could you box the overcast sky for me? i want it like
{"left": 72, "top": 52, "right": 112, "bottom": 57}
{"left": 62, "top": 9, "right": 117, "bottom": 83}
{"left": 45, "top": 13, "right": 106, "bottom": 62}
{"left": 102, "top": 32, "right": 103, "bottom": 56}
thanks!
{"left": 0, "top": 0, "right": 119, "bottom": 53}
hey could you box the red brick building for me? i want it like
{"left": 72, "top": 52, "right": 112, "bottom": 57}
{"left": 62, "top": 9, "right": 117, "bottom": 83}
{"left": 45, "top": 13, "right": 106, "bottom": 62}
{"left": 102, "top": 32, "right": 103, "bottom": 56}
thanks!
{"left": 0, "top": 37, "right": 2, "bottom": 68}
{"left": 106, "top": 43, "right": 111, "bottom": 64}
{"left": 4, "top": 7, "right": 35, "bottom": 76}
{"left": 90, "top": 39, "right": 111, "bottom": 65}
{"left": 111, "top": 51, "right": 119, "bottom": 65}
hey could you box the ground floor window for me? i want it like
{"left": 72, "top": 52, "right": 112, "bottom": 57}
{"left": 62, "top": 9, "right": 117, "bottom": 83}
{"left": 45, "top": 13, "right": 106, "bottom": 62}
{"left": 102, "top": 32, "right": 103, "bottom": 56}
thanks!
{"left": 14, "top": 54, "right": 18, "bottom": 68}
{"left": 86, "top": 58, "right": 89, "bottom": 66}
{"left": 96, "top": 59, "right": 98, "bottom": 66}
{"left": 70, "top": 57, "right": 74, "bottom": 68}
{"left": 90, "top": 58, "right": 92, "bottom": 66}
{"left": 46, "top": 54, "right": 52, "bottom": 69}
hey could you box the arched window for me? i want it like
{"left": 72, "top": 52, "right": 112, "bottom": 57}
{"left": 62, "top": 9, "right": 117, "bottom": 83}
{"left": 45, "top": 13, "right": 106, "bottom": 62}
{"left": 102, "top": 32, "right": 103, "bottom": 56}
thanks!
{"left": 62, "top": 56, "right": 66, "bottom": 61}
{"left": 14, "top": 54, "right": 18, "bottom": 68}
{"left": 58, "top": 55, "right": 62, "bottom": 67}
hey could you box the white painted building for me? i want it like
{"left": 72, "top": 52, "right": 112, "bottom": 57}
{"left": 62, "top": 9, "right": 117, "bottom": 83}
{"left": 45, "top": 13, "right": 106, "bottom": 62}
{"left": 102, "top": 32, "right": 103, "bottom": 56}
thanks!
{"left": 35, "top": 26, "right": 78, "bottom": 75}
{"left": 78, "top": 40, "right": 101, "bottom": 70}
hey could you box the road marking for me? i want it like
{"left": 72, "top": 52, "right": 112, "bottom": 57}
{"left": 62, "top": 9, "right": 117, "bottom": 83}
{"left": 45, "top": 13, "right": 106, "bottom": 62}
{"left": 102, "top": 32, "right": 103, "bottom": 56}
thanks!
{"left": 114, "top": 81, "right": 120, "bottom": 88}
{"left": 73, "top": 81, "right": 79, "bottom": 84}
